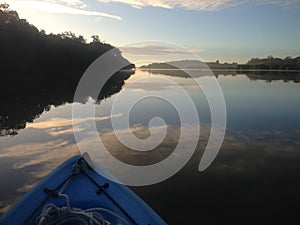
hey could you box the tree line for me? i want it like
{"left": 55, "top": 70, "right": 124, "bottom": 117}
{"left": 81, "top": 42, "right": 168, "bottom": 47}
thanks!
{"left": 238, "top": 56, "right": 300, "bottom": 70}
{"left": 0, "top": 3, "right": 127, "bottom": 74}
{"left": 141, "top": 56, "right": 300, "bottom": 71}
{"left": 0, "top": 3, "right": 135, "bottom": 135}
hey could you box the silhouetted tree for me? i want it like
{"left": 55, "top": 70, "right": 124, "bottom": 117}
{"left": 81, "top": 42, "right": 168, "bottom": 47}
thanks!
{"left": 91, "top": 35, "right": 100, "bottom": 43}
{"left": 0, "top": 4, "right": 135, "bottom": 135}
{"left": 0, "top": 2, "right": 9, "bottom": 11}
{"left": 239, "top": 56, "right": 300, "bottom": 71}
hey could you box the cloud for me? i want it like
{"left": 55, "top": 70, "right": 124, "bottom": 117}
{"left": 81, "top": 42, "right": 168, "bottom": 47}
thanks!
{"left": 97, "top": 0, "right": 300, "bottom": 11}
{"left": 45, "top": 0, "right": 87, "bottom": 8}
{"left": 26, "top": 114, "right": 122, "bottom": 130}
{"left": 25, "top": 114, "right": 122, "bottom": 136}
{"left": 258, "top": 0, "right": 300, "bottom": 7}
{"left": 123, "top": 79, "right": 200, "bottom": 92}
{"left": 0, "top": 202, "right": 12, "bottom": 216}
{"left": 9, "top": 0, "right": 122, "bottom": 20}
{"left": 120, "top": 45, "right": 204, "bottom": 56}
{"left": 97, "top": 0, "right": 239, "bottom": 11}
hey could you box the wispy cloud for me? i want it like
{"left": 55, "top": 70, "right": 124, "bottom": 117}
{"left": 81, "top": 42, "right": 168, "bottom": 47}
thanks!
{"left": 97, "top": 0, "right": 236, "bottom": 11}
{"left": 97, "top": 0, "right": 300, "bottom": 10}
{"left": 27, "top": 114, "right": 122, "bottom": 129}
{"left": 42, "top": 0, "right": 87, "bottom": 9}
{"left": 258, "top": 0, "right": 300, "bottom": 7}
{"left": 120, "top": 45, "right": 204, "bottom": 56}
{"left": 9, "top": 0, "right": 122, "bottom": 20}
{"left": 46, "top": 0, "right": 88, "bottom": 8}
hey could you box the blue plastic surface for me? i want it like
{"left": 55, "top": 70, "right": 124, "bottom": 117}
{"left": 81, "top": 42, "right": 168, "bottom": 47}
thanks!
{"left": 0, "top": 154, "right": 167, "bottom": 225}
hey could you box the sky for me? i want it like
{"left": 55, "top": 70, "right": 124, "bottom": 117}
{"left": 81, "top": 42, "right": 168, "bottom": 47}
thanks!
{"left": 6, "top": 0, "right": 300, "bottom": 63}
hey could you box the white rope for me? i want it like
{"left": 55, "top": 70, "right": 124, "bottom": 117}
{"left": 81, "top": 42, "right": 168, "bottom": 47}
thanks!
{"left": 36, "top": 204, "right": 105, "bottom": 225}
{"left": 35, "top": 189, "right": 130, "bottom": 225}
{"left": 35, "top": 164, "right": 130, "bottom": 225}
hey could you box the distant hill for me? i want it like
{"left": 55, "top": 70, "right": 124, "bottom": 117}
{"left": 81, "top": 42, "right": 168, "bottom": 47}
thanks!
{"left": 140, "top": 60, "right": 238, "bottom": 70}
{"left": 140, "top": 57, "right": 300, "bottom": 71}
{"left": 140, "top": 58, "right": 300, "bottom": 83}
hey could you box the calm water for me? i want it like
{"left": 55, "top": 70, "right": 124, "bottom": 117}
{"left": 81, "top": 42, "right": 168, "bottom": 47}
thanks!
{"left": 1, "top": 69, "right": 300, "bottom": 224}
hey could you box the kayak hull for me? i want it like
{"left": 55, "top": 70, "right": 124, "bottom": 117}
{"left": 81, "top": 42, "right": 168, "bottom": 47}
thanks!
{"left": 0, "top": 154, "right": 167, "bottom": 225}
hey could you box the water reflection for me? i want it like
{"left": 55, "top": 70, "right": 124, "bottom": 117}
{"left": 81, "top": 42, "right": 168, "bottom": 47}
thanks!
{"left": 142, "top": 67, "right": 300, "bottom": 83}
{"left": 0, "top": 70, "right": 134, "bottom": 136}
{"left": 1, "top": 70, "right": 300, "bottom": 224}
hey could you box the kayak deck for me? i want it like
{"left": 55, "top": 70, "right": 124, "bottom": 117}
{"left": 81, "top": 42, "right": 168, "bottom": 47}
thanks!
{"left": 0, "top": 154, "right": 167, "bottom": 225}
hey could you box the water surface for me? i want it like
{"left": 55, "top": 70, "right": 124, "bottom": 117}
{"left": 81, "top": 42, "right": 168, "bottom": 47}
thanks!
{"left": 1, "top": 69, "right": 300, "bottom": 224}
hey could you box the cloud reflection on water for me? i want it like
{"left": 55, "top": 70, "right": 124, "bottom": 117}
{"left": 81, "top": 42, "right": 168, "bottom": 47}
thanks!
{"left": 1, "top": 111, "right": 299, "bottom": 215}
{"left": 1, "top": 72, "right": 300, "bottom": 222}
